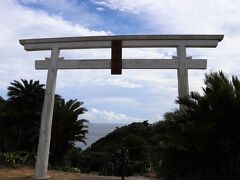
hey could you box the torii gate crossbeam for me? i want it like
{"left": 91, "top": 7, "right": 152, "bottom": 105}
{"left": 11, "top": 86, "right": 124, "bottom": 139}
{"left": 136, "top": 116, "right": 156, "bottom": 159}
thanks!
{"left": 19, "top": 34, "right": 223, "bottom": 179}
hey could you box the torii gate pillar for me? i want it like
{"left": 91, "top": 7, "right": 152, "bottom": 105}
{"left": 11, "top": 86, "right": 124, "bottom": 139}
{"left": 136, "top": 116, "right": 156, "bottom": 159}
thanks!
{"left": 177, "top": 45, "right": 189, "bottom": 109}
{"left": 19, "top": 35, "right": 223, "bottom": 179}
{"left": 33, "top": 47, "right": 59, "bottom": 179}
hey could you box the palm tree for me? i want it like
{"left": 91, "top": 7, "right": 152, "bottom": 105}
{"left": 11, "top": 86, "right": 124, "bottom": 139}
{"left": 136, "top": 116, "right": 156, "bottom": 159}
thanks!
{"left": 3, "top": 79, "right": 88, "bottom": 162}
{"left": 156, "top": 71, "right": 240, "bottom": 180}
{"left": 7, "top": 79, "right": 44, "bottom": 107}
{"left": 50, "top": 98, "right": 88, "bottom": 165}
{"left": 0, "top": 96, "right": 4, "bottom": 107}
{"left": 2, "top": 79, "right": 45, "bottom": 151}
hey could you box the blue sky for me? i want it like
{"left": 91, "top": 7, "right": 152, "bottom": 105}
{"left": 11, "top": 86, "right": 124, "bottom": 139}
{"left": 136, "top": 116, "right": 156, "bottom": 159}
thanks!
{"left": 19, "top": 0, "right": 147, "bottom": 34}
{"left": 0, "top": 0, "right": 240, "bottom": 124}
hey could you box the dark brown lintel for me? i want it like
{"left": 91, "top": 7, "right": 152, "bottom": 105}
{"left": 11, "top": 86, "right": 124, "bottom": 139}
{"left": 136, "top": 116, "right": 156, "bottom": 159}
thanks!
{"left": 111, "top": 40, "right": 122, "bottom": 75}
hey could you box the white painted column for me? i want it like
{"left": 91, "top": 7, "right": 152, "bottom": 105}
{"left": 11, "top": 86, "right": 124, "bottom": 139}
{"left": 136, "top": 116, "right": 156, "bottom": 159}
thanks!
{"left": 177, "top": 45, "right": 189, "bottom": 110}
{"left": 33, "top": 47, "right": 60, "bottom": 179}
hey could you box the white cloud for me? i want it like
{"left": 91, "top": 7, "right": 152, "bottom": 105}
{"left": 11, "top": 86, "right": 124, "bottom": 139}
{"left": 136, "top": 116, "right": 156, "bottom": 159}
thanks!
{"left": 82, "top": 108, "right": 144, "bottom": 124}
{"left": 1, "top": 0, "right": 174, "bottom": 123}
{"left": 0, "top": 0, "right": 110, "bottom": 94}
{"left": 18, "top": 0, "right": 104, "bottom": 27}
{"left": 93, "top": 0, "right": 240, "bottom": 90}
{"left": 0, "top": 1, "right": 177, "bottom": 93}
{"left": 57, "top": 47, "right": 177, "bottom": 89}
{"left": 94, "top": 0, "right": 240, "bottom": 33}
{"left": 96, "top": 7, "right": 105, "bottom": 11}
{"left": 96, "top": 77, "right": 143, "bottom": 88}
{"left": 94, "top": 0, "right": 141, "bottom": 14}
{"left": 19, "top": 0, "right": 76, "bottom": 11}
{"left": 89, "top": 97, "right": 142, "bottom": 106}
{"left": 3, "top": 0, "right": 240, "bottom": 124}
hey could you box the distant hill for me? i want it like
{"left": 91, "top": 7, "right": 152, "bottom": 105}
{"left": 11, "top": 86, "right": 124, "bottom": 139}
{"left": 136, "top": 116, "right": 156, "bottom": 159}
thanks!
{"left": 78, "top": 120, "right": 164, "bottom": 176}
{"left": 86, "top": 121, "right": 153, "bottom": 155}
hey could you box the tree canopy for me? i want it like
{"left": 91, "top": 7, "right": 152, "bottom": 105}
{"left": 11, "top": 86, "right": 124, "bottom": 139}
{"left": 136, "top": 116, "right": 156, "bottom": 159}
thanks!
{"left": 156, "top": 71, "right": 240, "bottom": 180}
{"left": 0, "top": 79, "right": 88, "bottom": 166}
{"left": 1, "top": 71, "right": 240, "bottom": 179}
{"left": 83, "top": 71, "right": 240, "bottom": 179}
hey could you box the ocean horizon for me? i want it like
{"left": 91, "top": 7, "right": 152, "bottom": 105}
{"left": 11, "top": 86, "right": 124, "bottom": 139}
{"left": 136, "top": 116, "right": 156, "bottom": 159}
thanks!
{"left": 76, "top": 123, "right": 126, "bottom": 150}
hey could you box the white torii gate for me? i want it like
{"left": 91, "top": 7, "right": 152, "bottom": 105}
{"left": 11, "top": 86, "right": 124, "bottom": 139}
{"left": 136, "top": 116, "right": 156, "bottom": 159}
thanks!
{"left": 19, "top": 34, "right": 223, "bottom": 179}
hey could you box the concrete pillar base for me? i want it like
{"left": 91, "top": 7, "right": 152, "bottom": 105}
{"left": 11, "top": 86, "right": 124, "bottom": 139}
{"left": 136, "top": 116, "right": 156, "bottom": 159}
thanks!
{"left": 32, "top": 175, "right": 50, "bottom": 179}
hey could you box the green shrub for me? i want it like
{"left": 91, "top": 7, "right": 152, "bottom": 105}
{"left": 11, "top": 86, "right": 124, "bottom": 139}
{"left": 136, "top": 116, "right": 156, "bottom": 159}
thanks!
{"left": 79, "top": 152, "right": 111, "bottom": 173}
{"left": 0, "top": 151, "right": 33, "bottom": 167}
{"left": 123, "top": 134, "right": 148, "bottom": 161}
{"left": 63, "top": 166, "right": 81, "bottom": 173}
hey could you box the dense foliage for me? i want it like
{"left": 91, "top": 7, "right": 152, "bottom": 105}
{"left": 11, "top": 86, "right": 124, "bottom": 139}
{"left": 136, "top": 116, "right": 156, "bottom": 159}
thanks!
{"left": 80, "top": 121, "right": 153, "bottom": 176}
{"left": 79, "top": 71, "right": 240, "bottom": 179}
{"left": 0, "top": 79, "right": 88, "bottom": 166}
{"left": 1, "top": 71, "right": 240, "bottom": 179}
{"left": 156, "top": 71, "right": 240, "bottom": 180}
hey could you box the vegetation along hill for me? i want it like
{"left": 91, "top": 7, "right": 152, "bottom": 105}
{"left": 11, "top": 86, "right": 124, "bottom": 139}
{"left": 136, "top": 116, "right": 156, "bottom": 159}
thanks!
{"left": 1, "top": 71, "right": 240, "bottom": 180}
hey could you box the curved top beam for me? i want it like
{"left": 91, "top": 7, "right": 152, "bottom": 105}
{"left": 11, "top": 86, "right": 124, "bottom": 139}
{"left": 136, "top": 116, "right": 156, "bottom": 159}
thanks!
{"left": 20, "top": 34, "right": 223, "bottom": 45}
{"left": 19, "top": 34, "right": 224, "bottom": 51}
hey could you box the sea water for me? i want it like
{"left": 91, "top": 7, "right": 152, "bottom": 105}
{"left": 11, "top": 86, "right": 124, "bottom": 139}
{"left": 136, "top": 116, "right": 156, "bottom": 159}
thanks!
{"left": 76, "top": 123, "right": 125, "bottom": 150}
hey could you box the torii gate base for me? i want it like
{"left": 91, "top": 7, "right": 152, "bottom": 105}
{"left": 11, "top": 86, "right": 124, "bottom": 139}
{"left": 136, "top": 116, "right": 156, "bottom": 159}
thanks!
{"left": 20, "top": 35, "right": 223, "bottom": 179}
